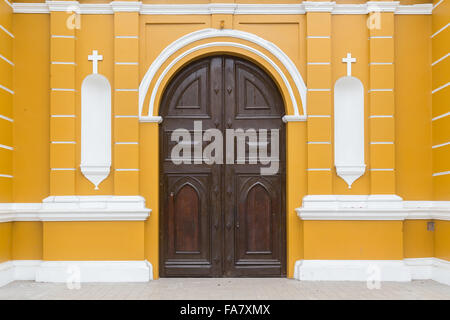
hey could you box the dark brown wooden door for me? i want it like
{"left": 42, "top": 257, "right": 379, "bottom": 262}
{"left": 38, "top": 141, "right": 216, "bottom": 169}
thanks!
{"left": 159, "top": 55, "right": 286, "bottom": 277}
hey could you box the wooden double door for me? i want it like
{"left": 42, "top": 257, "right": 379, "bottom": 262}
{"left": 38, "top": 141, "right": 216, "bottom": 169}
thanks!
{"left": 159, "top": 55, "right": 286, "bottom": 277}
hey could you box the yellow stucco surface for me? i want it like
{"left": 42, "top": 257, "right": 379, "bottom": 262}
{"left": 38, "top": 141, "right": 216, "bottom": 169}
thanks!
{"left": 43, "top": 221, "right": 145, "bottom": 261}
{"left": 0, "top": 1, "right": 448, "bottom": 281}
{"left": 303, "top": 221, "right": 404, "bottom": 260}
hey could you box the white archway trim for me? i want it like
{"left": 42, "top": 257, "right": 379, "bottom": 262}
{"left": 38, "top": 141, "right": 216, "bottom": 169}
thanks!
{"left": 140, "top": 41, "right": 305, "bottom": 122}
{"left": 138, "top": 28, "right": 307, "bottom": 122}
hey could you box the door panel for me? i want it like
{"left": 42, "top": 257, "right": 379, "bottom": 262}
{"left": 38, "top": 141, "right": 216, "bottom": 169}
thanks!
{"left": 160, "top": 55, "right": 286, "bottom": 277}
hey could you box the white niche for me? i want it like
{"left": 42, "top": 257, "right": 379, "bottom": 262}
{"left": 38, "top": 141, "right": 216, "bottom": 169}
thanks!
{"left": 334, "top": 76, "right": 366, "bottom": 188}
{"left": 80, "top": 74, "right": 111, "bottom": 190}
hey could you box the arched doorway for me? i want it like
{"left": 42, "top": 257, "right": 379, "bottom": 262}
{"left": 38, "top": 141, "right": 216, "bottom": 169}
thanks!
{"left": 159, "top": 55, "right": 286, "bottom": 277}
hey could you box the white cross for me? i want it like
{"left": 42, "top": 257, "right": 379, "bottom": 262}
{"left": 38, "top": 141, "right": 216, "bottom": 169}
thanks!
{"left": 88, "top": 50, "right": 103, "bottom": 74}
{"left": 342, "top": 53, "right": 356, "bottom": 76}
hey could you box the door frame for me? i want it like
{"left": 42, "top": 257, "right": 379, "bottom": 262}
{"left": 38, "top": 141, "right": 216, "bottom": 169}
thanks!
{"left": 157, "top": 54, "right": 288, "bottom": 278}
{"left": 139, "top": 30, "right": 308, "bottom": 279}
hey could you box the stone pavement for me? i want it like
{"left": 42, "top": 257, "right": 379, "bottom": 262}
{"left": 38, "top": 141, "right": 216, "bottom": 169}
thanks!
{"left": 0, "top": 278, "right": 449, "bottom": 300}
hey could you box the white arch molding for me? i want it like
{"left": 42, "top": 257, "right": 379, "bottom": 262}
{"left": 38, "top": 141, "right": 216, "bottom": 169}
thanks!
{"left": 138, "top": 28, "right": 308, "bottom": 123}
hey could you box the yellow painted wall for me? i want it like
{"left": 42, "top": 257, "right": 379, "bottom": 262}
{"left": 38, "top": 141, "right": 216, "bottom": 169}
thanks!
{"left": 13, "top": 13, "right": 50, "bottom": 202}
{"left": 11, "top": 222, "right": 42, "bottom": 260}
{"left": 432, "top": 0, "right": 450, "bottom": 200}
{"left": 0, "top": 0, "right": 13, "bottom": 202}
{"left": 395, "top": 15, "right": 433, "bottom": 200}
{"left": 43, "top": 221, "right": 144, "bottom": 261}
{"left": 304, "top": 221, "right": 404, "bottom": 260}
{"left": 432, "top": 0, "right": 450, "bottom": 262}
{"left": 0, "top": 222, "right": 12, "bottom": 263}
{"left": 3, "top": 1, "right": 448, "bottom": 279}
{"left": 403, "top": 220, "right": 434, "bottom": 258}
{"left": 435, "top": 220, "right": 450, "bottom": 261}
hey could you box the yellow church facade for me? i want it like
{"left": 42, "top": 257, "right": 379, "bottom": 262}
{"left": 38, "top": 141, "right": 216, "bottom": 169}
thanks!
{"left": 0, "top": 0, "right": 449, "bottom": 285}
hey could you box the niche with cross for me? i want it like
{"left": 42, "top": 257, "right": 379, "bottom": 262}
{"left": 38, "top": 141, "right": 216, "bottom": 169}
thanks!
{"left": 80, "top": 50, "right": 111, "bottom": 190}
{"left": 334, "top": 53, "right": 366, "bottom": 188}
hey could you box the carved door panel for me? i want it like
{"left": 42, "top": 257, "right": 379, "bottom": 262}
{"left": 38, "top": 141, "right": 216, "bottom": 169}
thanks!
{"left": 160, "top": 55, "right": 286, "bottom": 277}
{"left": 160, "top": 56, "right": 223, "bottom": 277}
{"left": 222, "top": 57, "right": 286, "bottom": 277}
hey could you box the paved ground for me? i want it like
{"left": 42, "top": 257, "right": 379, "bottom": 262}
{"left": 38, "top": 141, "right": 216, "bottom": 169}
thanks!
{"left": 0, "top": 279, "right": 449, "bottom": 300}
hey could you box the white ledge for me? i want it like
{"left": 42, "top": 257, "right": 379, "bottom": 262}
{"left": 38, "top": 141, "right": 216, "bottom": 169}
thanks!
{"left": 13, "top": 2, "right": 433, "bottom": 15}
{"left": 139, "top": 116, "right": 163, "bottom": 123}
{"left": 297, "top": 195, "right": 450, "bottom": 220}
{"left": 0, "top": 196, "right": 151, "bottom": 222}
{"left": 282, "top": 115, "right": 307, "bottom": 123}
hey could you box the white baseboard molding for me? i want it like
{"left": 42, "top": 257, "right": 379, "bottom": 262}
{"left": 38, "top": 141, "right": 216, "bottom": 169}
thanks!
{"left": 0, "top": 260, "right": 153, "bottom": 287}
{"left": 404, "top": 258, "right": 450, "bottom": 285}
{"left": 294, "top": 260, "right": 412, "bottom": 282}
{"left": 294, "top": 258, "right": 450, "bottom": 285}
{"left": 0, "top": 261, "right": 15, "bottom": 287}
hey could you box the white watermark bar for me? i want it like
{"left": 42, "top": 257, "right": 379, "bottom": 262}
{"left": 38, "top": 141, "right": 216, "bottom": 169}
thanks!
{"left": 171, "top": 121, "right": 280, "bottom": 175}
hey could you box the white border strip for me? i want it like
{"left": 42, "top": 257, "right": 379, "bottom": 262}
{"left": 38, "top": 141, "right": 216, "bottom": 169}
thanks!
{"left": 432, "top": 53, "right": 449, "bottom": 66}
{"left": 433, "top": 171, "right": 450, "bottom": 177}
{"left": 0, "top": 84, "right": 14, "bottom": 95}
{"left": 0, "top": 144, "right": 13, "bottom": 150}
{"left": 0, "top": 260, "right": 152, "bottom": 287}
{"left": 433, "top": 142, "right": 450, "bottom": 149}
{"left": 0, "top": 54, "right": 14, "bottom": 66}
{"left": 0, "top": 25, "right": 14, "bottom": 38}
{"left": 3, "top": 0, "right": 12, "bottom": 9}
{"left": 0, "top": 196, "right": 151, "bottom": 222}
{"left": 0, "top": 114, "right": 13, "bottom": 122}
{"left": 12, "top": 2, "right": 433, "bottom": 15}
{"left": 294, "top": 258, "right": 450, "bottom": 285}
{"left": 432, "top": 111, "right": 450, "bottom": 121}
{"left": 297, "top": 195, "right": 450, "bottom": 221}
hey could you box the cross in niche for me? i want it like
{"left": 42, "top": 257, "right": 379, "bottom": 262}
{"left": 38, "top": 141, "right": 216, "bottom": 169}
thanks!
{"left": 342, "top": 53, "right": 356, "bottom": 76}
{"left": 88, "top": 50, "right": 103, "bottom": 74}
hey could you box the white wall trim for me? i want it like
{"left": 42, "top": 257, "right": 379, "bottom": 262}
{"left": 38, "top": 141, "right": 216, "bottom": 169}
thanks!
{"left": 138, "top": 28, "right": 307, "bottom": 122}
{"left": 13, "top": 2, "right": 433, "bottom": 15}
{"left": 294, "top": 258, "right": 450, "bottom": 285}
{"left": 36, "top": 260, "right": 151, "bottom": 283}
{"left": 295, "top": 260, "right": 412, "bottom": 282}
{"left": 297, "top": 195, "right": 450, "bottom": 221}
{"left": 0, "top": 196, "right": 151, "bottom": 222}
{"left": 282, "top": 115, "right": 307, "bottom": 122}
{"left": 110, "top": 1, "right": 141, "bottom": 12}
{"left": 404, "top": 258, "right": 450, "bottom": 285}
{"left": 0, "top": 260, "right": 152, "bottom": 287}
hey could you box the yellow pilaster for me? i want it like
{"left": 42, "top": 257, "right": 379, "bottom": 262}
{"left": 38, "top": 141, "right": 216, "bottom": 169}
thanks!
{"left": 113, "top": 10, "right": 140, "bottom": 195}
{"left": 0, "top": 0, "right": 13, "bottom": 201}
{"left": 49, "top": 11, "right": 77, "bottom": 195}
{"left": 431, "top": 0, "right": 450, "bottom": 200}
{"left": 306, "top": 11, "right": 333, "bottom": 194}
{"left": 368, "top": 11, "right": 396, "bottom": 194}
